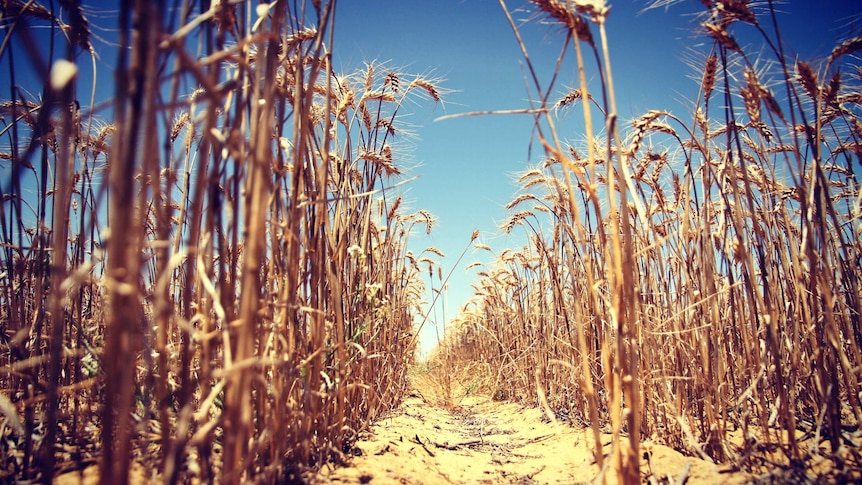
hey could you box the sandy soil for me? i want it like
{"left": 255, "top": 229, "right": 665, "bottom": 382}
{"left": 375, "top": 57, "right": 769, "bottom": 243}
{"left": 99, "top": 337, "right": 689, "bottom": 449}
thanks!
{"left": 311, "top": 383, "right": 749, "bottom": 485}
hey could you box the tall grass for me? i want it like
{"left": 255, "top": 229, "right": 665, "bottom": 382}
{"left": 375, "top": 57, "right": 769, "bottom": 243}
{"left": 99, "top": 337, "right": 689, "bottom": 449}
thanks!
{"left": 0, "top": 1, "right": 443, "bottom": 482}
{"left": 435, "top": 0, "right": 862, "bottom": 482}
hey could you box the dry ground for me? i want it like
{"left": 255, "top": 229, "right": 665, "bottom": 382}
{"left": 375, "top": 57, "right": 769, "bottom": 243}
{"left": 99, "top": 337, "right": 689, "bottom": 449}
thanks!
{"left": 47, "top": 376, "right": 860, "bottom": 485}
{"left": 310, "top": 375, "right": 749, "bottom": 485}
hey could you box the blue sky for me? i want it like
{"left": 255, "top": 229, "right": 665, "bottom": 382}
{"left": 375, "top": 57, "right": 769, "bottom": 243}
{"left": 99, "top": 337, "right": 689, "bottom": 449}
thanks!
{"left": 3, "top": 1, "right": 860, "bottom": 358}
{"left": 331, "top": 0, "right": 861, "bottom": 356}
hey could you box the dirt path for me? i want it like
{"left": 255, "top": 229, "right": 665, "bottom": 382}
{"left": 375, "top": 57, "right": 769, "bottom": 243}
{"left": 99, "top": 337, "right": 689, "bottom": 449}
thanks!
{"left": 311, "top": 384, "right": 748, "bottom": 485}
{"left": 51, "top": 381, "right": 750, "bottom": 484}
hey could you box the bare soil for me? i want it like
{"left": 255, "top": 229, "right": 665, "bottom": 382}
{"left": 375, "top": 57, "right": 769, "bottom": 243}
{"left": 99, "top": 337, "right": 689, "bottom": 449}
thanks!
{"left": 310, "top": 379, "right": 749, "bottom": 485}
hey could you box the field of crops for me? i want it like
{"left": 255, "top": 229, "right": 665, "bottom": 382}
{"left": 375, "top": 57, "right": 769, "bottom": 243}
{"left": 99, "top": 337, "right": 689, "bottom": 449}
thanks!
{"left": 1, "top": 1, "right": 860, "bottom": 483}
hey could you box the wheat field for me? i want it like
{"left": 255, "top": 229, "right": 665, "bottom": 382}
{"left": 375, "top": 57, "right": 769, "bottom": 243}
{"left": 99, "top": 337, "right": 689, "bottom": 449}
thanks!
{"left": 1, "top": 0, "right": 860, "bottom": 484}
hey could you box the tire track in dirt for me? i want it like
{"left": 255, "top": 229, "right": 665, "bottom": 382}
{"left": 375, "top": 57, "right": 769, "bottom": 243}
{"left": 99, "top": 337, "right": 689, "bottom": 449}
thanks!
{"left": 311, "top": 386, "right": 747, "bottom": 485}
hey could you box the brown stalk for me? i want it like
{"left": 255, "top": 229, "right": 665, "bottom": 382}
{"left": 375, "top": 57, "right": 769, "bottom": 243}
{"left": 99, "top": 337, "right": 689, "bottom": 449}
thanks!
{"left": 100, "top": 1, "right": 153, "bottom": 483}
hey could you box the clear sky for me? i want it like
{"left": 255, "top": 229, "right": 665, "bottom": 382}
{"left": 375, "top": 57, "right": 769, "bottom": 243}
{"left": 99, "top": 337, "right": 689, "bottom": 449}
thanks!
{"left": 330, "top": 0, "right": 861, "bottom": 357}
{"left": 3, "top": 1, "right": 860, "bottom": 358}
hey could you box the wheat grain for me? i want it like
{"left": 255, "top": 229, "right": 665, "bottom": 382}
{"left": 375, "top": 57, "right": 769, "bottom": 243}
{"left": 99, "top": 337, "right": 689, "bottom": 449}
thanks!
{"left": 823, "top": 70, "right": 841, "bottom": 108}
{"left": 531, "top": 0, "right": 594, "bottom": 43}
{"left": 409, "top": 78, "right": 441, "bottom": 103}
{"left": 796, "top": 60, "right": 820, "bottom": 101}
{"left": 716, "top": 0, "right": 757, "bottom": 25}
{"left": 829, "top": 36, "right": 862, "bottom": 63}
{"left": 702, "top": 21, "right": 741, "bottom": 52}
{"left": 702, "top": 53, "right": 718, "bottom": 100}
